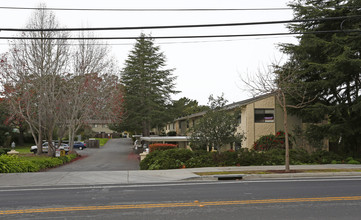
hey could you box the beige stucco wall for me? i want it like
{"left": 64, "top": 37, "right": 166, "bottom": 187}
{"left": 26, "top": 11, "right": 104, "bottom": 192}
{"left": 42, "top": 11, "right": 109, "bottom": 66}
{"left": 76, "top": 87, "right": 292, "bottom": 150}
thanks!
{"left": 238, "top": 96, "right": 276, "bottom": 149}
{"left": 168, "top": 94, "right": 305, "bottom": 151}
{"left": 238, "top": 95, "right": 303, "bottom": 150}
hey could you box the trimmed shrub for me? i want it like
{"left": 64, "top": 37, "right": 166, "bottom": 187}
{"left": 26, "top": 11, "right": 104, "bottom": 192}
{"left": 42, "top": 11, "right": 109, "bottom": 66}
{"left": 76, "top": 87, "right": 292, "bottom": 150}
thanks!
{"left": 185, "top": 153, "right": 215, "bottom": 168}
{"left": 215, "top": 151, "right": 239, "bottom": 166}
{"left": 149, "top": 143, "right": 177, "bottom": 153}
{"left": 290, "top": 148, "right": 313, "bottom": 164}
{"left": 253, "top": 131, "right": 292, "bottom": 151}
{"left": 346, "top": 157, "right": 361, "bottom": 164}
{"left": 237, "top": 149, "right": 264, "bottom": 166}
{"left": 140, "top": 146, "right": 359, "bottom": 170}
{"left": 0, "top": 153, "right": 79, "bottom": 173}
{"left": 140, "top": 148, "right": 193, "bottom": 170}
{"left": 310, "top": 150, "right": 342, "bottom": 164}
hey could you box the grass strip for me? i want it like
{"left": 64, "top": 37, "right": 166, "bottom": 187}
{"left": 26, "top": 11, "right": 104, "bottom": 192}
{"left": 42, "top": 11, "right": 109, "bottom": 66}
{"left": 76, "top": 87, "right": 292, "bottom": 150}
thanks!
{"left": 194, "top": 169, "right": 361, "bottom": 176}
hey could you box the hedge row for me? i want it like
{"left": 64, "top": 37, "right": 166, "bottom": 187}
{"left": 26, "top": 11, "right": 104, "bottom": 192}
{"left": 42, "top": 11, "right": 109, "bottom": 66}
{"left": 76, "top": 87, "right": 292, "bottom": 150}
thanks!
{"left": 140, "top": 148, "right": 360, "bottom": 170}
{"left": 0, "top": 154, "right": 78, "bottom": 173}
{"left": 149, "top": 143, "right": 177, "bottom": 153}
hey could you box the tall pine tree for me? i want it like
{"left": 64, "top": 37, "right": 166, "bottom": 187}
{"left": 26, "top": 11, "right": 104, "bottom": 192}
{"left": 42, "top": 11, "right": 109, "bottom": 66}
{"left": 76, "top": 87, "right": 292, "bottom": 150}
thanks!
{"left": 121, "top": 34, "right": 178, "bottom": 136}
{"left": 281, "top": 0, "right": 361, "bottom": 154}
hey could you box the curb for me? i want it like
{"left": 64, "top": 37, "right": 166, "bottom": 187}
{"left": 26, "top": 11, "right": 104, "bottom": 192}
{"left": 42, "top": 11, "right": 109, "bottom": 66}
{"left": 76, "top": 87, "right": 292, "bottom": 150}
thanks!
{"left": 185, "top": 172, "right": 361, "bottom": 181}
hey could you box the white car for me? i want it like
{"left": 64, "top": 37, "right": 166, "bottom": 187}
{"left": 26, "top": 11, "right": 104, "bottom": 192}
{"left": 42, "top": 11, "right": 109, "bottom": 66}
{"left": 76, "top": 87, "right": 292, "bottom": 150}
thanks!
{"left": 30, "top": 142, "right": 69, "bottom": 154}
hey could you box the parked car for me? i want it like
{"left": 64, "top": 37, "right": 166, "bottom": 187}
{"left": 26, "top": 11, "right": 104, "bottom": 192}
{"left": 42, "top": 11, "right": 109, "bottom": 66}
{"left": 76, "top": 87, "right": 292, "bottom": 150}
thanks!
{"left": 56, "top": 143, "right": 70, "bottom": 152}
{"left": 30, "top": 142, "right": 51, "bottom": 154}
{"left": 73, "top": 141, "right": 86, "bottom": 150}
{"left": 30, "top": 142, "right": 69, "bottom": 154}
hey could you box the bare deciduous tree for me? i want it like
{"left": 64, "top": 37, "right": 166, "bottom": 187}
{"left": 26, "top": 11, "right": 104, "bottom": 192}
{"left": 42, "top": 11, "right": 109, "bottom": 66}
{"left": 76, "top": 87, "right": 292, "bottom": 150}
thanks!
{"left": 241, "top": 61, "right": 316, "bottom": 172}
{"left": 1, "top": 5, "right": 70, "bottom": 156}
{"left": 1, "top": 7, "right": 122, "bottom": 156}
{"left": 65, "top": 33, "right": 121, "bottom": 150}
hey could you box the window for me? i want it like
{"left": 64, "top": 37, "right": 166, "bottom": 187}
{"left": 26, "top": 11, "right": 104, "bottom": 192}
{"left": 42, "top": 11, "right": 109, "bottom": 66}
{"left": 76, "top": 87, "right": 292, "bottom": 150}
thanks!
{"left": 255, "top": 109, "right": 274, "bottom": 123}
{"left": 237, "top": 115, "right": 241, "bottom": 125}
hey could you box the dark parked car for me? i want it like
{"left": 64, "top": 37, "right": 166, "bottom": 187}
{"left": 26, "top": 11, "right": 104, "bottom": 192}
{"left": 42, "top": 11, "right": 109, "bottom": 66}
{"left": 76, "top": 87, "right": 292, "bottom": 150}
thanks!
{"left": 73, "top": 141, "right": 86, "bottom": 150}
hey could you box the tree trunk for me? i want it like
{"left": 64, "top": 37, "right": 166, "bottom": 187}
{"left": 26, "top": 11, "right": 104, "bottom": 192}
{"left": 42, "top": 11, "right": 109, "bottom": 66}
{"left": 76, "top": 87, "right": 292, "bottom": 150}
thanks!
{"left": 142, "top": 121, "right": 150, "bottom": 137}
{"left": 18, "top": 129, "right": 25, "bottom": 146}
{"left": 36, "top": 129, "right": 43, "bottom": 155}
{"left": 36, "top": 117, "right": 43, "bottom": 155}
{"left": 282, "top": 93, "right": 290, "bottom": 172}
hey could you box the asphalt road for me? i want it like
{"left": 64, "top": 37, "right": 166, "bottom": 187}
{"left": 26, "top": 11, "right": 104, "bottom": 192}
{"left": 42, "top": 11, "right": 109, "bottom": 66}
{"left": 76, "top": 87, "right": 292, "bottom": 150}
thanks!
{"left": 48, "top": 138, "right": 139, "bottom": 172}
{"left": 1, "top": 178, "right": 361, "bottom": 219}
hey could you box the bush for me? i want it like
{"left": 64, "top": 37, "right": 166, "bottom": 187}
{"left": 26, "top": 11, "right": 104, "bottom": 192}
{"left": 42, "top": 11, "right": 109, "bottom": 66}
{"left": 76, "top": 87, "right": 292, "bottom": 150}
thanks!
{"left": 290, "top": 148, "right": 313, "bottom": 164}
{"left": 149, "top": 143, "right": 177, "bottom": 153}
{"left": 140, "top": 149, "right": 193, "bottom": 170}
{"left": 185, "top": 153, "right": 215, "bottom": 168}
{"left": 237, "top": 149, "right": 263, "bottom": 166}
{"left": 0, "top": 148, "right": 10, "bottom": 155}
{"left": 215, "top": 151, "right": 239, "bottom": 166}
{"left": 346, "top": 157, "right": 360, "bottom": 164}
{"left": 139, "top": 146, "right": 359, "bottom": 170}
{"left": 263, "top": 149, "right": 285, "bottom": 165}
{"left": 167, "top": 131, "right": 177, "bottom": 136}
{"left": 253, "top": 131, "right": 292, "bottom": 151}
{"left": 0, "top": 153, "right": 78, "bottom": 173}
{"left": 310, "top": 150, "right": 342, "bottom": 164}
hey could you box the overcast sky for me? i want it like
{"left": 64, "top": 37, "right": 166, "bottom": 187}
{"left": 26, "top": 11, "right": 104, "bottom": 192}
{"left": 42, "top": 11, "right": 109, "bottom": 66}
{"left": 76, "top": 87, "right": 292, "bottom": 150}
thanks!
{"left": 0, "top": 0, "right": 298, "bottom": 105}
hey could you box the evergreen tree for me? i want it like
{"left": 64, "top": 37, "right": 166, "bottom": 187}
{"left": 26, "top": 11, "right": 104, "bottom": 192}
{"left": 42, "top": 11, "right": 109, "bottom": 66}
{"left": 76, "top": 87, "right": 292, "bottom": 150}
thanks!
{"left": 170, "top": 97, "right": 209, "bottom": 119}
{"left": 121, "top": 34, "right": 178, "bottom": 136}
{"left": 281, "top": 0, "right": 361, "bottom": 154}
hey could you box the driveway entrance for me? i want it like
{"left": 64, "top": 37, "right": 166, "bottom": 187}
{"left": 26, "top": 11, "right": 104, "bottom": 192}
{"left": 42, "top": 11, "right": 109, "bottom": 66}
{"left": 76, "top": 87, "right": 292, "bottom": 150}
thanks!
{"left": 48, "top": 138, "right": 139, "bottom": 172}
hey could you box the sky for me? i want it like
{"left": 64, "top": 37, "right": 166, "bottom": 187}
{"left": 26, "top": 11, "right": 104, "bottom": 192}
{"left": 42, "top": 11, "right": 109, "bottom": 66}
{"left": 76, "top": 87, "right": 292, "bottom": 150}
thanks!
{"left": 0, "top": 0, "right": 298, "bottom": 105}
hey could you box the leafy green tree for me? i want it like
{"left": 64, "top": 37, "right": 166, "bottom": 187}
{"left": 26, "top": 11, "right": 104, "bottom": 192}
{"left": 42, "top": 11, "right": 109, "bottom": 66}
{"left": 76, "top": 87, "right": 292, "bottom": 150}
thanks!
{"left": 190, "top": 95, "right": 243, "bottom": 152}
{"left": 170, "top": 97, "right": 209, "bottom": 119}
{"left": 121, "top": 34, "right": 178, "bottom": 136}
{"left": 281, "top": 0, "right": 361, "bottom": 154}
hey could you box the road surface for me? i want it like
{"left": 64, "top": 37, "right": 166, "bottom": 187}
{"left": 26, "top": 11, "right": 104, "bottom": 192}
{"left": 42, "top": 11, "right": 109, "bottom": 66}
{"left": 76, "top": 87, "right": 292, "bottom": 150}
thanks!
{"left": 48, "top": 138, "right": 139, "bottom": 172}
{"left": 1, "top": 178, "right": 361, "bottom": 219}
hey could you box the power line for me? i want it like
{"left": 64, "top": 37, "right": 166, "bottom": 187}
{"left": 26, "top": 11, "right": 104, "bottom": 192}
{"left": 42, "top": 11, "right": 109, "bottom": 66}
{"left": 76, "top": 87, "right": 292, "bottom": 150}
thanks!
{"left": 0, "top": 35, "right": 297, "bottom": 46}
{"left": 1, "top": 16, "right": 359, "bottom": 32}
{"left": 0, "top": 29, "right": 359, "bottom": 41}
{"left": 0, "top": 5, "right": 358, "bottom": 12}
{"left": 0, "top": 6, "right": 291, "bottom": 11}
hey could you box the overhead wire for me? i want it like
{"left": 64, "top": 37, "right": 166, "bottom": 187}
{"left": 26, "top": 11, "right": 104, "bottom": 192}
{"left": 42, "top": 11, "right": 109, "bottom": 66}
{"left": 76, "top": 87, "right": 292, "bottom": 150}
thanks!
{"left": 0, "top": 6, "right": 291, "bottom": 11}
{"left": 1, "top": 15, "right": 360, "bottom": 32}
{"left": 0, "top": 35, "right": 297, "bottom": 46}
{"left": 0, "top": 5, "right": 358, "bottom": 12}
{"left": 0, "top": 29, "right": 360, "bottom": 41}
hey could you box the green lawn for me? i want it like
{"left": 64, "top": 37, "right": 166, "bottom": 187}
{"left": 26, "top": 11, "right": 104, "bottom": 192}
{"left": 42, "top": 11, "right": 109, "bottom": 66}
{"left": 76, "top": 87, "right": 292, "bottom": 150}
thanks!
{"left": 94, "top": 138, "right": 109, "bottom": 146}
{"left": 13, "top": 145, "right": 34, "bottom": 154}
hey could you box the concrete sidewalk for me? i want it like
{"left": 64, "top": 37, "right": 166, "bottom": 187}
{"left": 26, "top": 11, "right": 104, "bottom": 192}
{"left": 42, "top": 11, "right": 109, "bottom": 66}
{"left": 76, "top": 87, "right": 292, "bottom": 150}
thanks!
{"left": 1, "top": 164, "right": 361, "bottom": 187}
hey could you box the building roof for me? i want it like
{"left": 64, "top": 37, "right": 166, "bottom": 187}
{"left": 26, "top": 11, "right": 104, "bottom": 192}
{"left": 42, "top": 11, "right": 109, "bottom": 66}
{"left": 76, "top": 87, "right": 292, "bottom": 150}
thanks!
{"left": 223, "top": 93, "right": 275, "bottom": 110}
{"left": 141, "top": 136, "right": 191, "bottom": 142}
{"left": 175, "top": 93, "right": 274, "bottom": 121}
